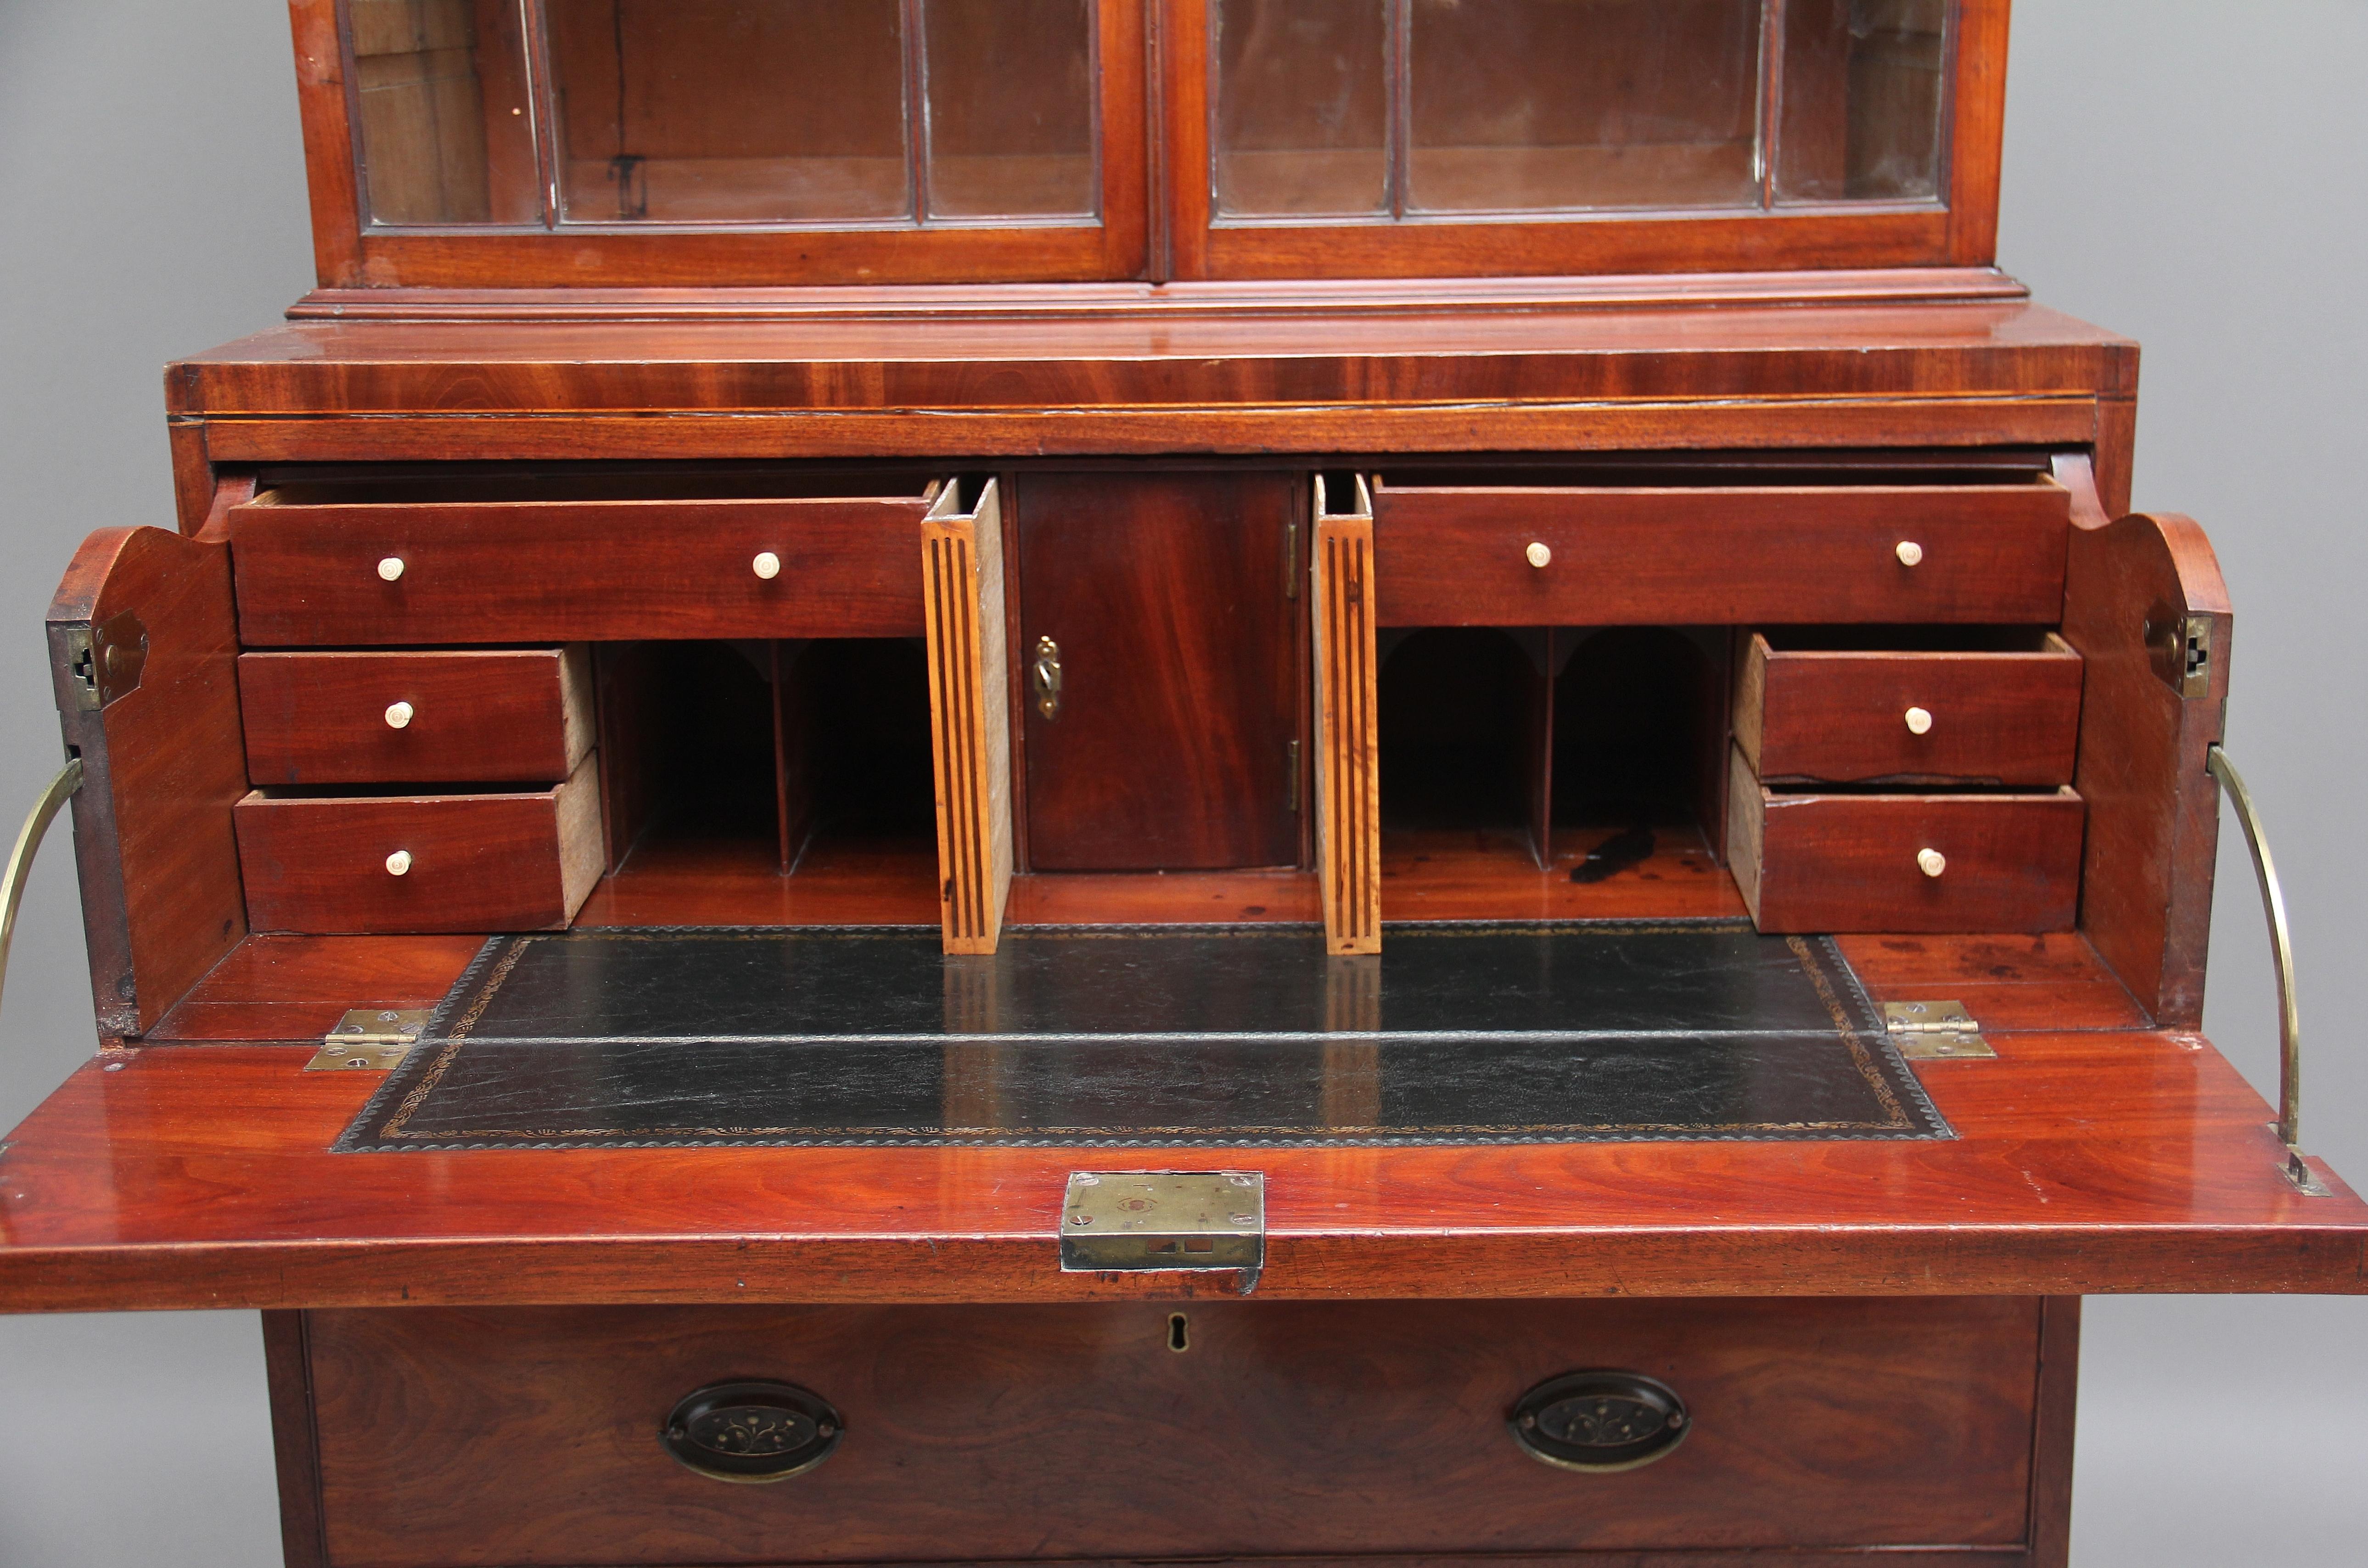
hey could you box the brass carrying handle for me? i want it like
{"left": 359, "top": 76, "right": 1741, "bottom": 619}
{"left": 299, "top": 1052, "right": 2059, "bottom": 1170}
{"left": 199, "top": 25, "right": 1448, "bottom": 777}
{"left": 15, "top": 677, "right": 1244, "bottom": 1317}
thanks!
{"left": 2206, "top": 745, "right": 2324, "bottom": 1194}
{"left": 1032, "top": 635, "right": 1063, "bottom": 721}
{"left": 0, "top": 756, "right": 84, "bottom": 1024}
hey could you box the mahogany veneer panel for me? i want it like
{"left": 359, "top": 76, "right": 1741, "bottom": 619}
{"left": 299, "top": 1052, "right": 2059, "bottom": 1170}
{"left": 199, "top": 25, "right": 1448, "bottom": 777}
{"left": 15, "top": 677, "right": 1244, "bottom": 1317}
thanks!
{"left": 1016, "top": 472, "right": 1302, "bottom": 871}
{"left": 1382, "top": 825, "right": 1747, "bottom": 923}
{"left": 227, "top": 494, "right": 931, "bottom": 645}
{"left": 1, "top": 1023, "right": 2359, "bottom": 1311}
{"left": 571, "top": 837, "right": 942, "bottom": 929}
{"left": 47, "top": 526, "right": 250, "bottom": 1035}
{"left": 1729, "top": 749, "right": 2084, "bottom": 934}
{"left": 236, "top": 754, "right": 602, "bottom": 935}
{"left": 145, "top": 934, "right": 483, "bottom": 1043}
{"left": 239, "top": 647, "right": 592, "bottom": 786}
{"left": 1736, "top": 632, "right": 2083, "bottom": 785}
{"left": 303, "top": 1298, "right": 2037, "bottom": 1565}
{"left": 1373, "top": 483, "right": 2071, "bottom": 627}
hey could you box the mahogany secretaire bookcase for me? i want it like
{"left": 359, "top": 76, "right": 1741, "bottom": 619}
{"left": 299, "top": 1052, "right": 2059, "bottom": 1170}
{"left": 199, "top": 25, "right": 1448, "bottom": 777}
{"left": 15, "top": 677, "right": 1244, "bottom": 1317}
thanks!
{"left": 2, "top": 4, "right": 2361, "bottom": 1566}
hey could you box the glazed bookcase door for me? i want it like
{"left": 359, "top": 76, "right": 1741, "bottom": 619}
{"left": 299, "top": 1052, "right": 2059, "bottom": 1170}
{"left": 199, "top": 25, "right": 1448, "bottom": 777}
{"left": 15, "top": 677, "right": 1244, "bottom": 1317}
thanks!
{"left": 1165, "top": 0, "right": 1998, "bottom": 279}
{"left": 302, "top": 0, "right": 1148, "bottom": 286}
{"left": 1167, "top": 0, "right": 2005, "bottom": 279}
{"left": 297, "top": 0, "right": 2004, "bottom": 286}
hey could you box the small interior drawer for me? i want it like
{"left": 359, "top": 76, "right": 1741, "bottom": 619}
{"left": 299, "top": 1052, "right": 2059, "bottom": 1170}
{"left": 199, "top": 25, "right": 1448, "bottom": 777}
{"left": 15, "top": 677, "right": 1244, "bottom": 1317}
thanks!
{"left": 1370, "top": 480, "right": 2071, "bottom": 627}
{"left": 234, "top": 753, "right": 602, "bottom": 935}
{"left": 1726, "top": 746, "right": 2084, "bottom": 934}
{"left": 1735, "top": 628, "right": 2083, "bottom": 785}
{"left": 227, "top": 481, "right": 936, "bottom": 646}
{"left": 240, "top": 646, "right": 593, "bottom": 786}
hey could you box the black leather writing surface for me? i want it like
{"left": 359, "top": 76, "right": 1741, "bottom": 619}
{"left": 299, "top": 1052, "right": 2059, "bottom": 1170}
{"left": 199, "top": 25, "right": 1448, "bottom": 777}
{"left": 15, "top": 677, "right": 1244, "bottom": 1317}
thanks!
{"left": 337, "top": 923, "right": 1948, "bottom": 1150}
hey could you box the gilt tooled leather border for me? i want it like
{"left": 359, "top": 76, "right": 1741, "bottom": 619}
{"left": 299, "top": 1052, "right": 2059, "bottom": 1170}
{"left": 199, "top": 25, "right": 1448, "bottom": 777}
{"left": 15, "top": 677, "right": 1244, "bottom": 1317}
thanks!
{"left": 338, "top": 922, "right": 1946, "bottom": 1151}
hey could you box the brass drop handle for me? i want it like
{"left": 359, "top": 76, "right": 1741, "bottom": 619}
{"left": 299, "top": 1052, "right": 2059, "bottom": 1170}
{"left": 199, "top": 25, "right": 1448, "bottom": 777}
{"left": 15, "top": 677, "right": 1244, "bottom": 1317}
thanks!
{"left": 1032, "top": 635, "right": 1063, "bottom": 721}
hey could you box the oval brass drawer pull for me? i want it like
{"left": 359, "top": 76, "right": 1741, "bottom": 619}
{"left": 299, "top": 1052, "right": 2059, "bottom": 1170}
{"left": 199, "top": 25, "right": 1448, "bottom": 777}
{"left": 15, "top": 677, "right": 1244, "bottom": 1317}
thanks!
{"left": 1510, "top": 1371, "right": 1689, "bottom": 1472}
{"left": 662, "top": 1381, "right": 843, "bottom": 1484}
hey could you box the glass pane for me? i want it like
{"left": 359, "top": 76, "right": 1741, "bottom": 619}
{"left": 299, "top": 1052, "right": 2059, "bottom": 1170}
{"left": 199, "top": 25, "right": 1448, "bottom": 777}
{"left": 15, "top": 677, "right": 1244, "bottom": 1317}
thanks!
{"left": 924, "top": 0, "right": 1097, "bottom": 220}
{"left": 548, "top": 0, "right": 909, "bottom": 224}
{"left": 1408, "top": 0, "right": 1764, "bottom": 213}
{"left": 349, "top": 0, "right": 538, "bottom": 224}
{"left": 1213, "top": 0, "right": 1389, "bottom": 218}
{"left": 1775, "top": 0, "right": 1949, "bottom": 202}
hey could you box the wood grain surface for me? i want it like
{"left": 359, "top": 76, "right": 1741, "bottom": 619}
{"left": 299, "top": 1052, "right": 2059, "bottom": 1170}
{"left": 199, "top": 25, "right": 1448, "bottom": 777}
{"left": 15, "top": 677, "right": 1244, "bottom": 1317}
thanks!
{"left": 45, "top": 526, "right": 250, "bottom": 1036}
{"left": 1374, "top": 482, "right": 2071, "bottom": 627}
{"left": 1017, "top": 471, "right": 1303, "bottom": 870}
{"left": 298, "top": 1297, "right": 2039, "bottom": 1564}
{"left": 239, "top": 646, "right": 592, "bottom": 786}
{"left": 1736, "top": 632, "right": 2083, "bottom": 786}
{"left": 1729, "top": 749, "right": 2085, "bottom": 934}
{"left": 2060, "top": 510, "right": 2231, "bottom": 1029}
{"left": 227, "top": 493, "right": 933, "bottom": 645}
{"left": 1, "top": 1008, "right": 2358, "bottom": 1310}
{"left": 235, "top": 754, "right": 603, "bottom": 935}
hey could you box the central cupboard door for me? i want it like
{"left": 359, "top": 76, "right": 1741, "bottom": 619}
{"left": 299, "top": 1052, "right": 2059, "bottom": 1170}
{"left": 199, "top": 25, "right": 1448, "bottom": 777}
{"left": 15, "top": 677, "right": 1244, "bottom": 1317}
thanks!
{"left": 1018, "top": 472, "right": 1304, "bottom": 870}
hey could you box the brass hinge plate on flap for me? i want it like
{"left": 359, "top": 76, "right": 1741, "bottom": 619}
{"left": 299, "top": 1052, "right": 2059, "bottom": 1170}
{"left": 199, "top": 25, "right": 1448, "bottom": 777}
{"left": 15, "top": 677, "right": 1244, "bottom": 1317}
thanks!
{"left": 307, "top": 1008, "right": 432, "bottom": 1072}
{"left": 1884, "top": 1000, "right": 1995, "bottom": 1060}
{"left": 1060, "top": 1171, "right": 1265, "bottom": 1272}
{"left": 62, "top": 610, "right": 149, "bottom": 711}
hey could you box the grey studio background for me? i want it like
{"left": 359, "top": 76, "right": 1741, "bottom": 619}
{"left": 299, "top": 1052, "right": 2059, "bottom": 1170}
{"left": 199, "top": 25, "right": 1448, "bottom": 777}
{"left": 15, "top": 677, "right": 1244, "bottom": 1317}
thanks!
{"left": 2, "top": 2, "right": 2363, "bottom": 1563}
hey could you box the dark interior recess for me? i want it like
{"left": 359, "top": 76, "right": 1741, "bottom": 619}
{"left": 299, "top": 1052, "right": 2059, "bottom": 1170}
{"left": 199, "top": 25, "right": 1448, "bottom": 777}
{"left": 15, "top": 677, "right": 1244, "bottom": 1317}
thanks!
{"left": 1552, "top": 627, "right": 1725, "bottom": 833}
{"left": 1754, "top": 625, "right": 2065, "bottom": 652}
{"left": 1377, "top": 627, "right": 1549, "bottom": 854}
{"left": 596, "top": 638, "right": 934, "bottom": 875}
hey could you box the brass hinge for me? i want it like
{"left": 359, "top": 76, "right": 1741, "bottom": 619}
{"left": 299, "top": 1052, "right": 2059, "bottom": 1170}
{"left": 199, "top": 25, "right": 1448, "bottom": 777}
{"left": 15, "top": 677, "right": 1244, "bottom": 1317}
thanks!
{"left": 306, "top": 1008, "right": 432, "bottom": 1072}
{"left": 62, "top": 610, "right": 149, "bottom": 711}
{"left": 1883, "top": 1000, "right": 1994, "bottom": 1059}
{"left": 1061, "top": 1171, "right": 1265, "bottom": 1275}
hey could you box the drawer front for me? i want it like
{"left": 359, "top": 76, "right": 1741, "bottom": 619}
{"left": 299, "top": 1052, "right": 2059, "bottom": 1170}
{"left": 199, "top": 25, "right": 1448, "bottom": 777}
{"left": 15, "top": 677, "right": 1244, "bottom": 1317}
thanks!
{"left": 1728, "top": 748, "right": 2084, "bottom": 933}
{"left": 228, "top": 496, "right": 932, "bottom": 646}
{"left": 308, "top": 1298, "right": 2039, "bottom": 1567}
{"left": 1373, "top": 483, "right": 2070, "bottom": 626}
{"left": 240, "top": 647, "right": 592, "bottom": 786}
{"left": 235, "top": 754, "right": 601, "bottom": 934}
{"left": 1736, "top": 633, "right": 2083, "bottom": 785}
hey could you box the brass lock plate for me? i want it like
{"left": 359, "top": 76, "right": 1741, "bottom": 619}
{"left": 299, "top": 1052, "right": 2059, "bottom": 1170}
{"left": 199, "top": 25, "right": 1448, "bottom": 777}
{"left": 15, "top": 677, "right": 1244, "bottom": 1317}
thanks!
{"left": 307, "top": 1008, "right": 433, "bottom": 1072}
{"left": 1060, "top": 1171, "right": 1264, "bottom": 1272}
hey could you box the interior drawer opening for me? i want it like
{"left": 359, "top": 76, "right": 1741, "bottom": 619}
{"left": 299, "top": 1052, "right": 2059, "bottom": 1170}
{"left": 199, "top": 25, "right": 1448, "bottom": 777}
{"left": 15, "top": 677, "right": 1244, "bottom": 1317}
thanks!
{"left": 1375, "top": 625, "right": 1737, "bottom": 922}
{"left": 588, "top": 637, "right": 939, "bottom": 926}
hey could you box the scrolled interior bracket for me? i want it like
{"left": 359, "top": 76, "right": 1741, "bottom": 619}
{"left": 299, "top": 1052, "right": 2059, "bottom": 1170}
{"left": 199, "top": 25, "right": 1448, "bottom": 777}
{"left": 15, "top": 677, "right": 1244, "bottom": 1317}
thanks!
{"left": 2205, "top": 745, "right": 2330, "bottom": 1195}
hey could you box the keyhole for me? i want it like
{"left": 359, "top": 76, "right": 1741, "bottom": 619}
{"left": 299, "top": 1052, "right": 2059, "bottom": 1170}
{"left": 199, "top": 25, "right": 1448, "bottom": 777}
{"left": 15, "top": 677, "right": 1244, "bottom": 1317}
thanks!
{"left": 1167, "top": 1313, "right": 1190, "bottom": 1353}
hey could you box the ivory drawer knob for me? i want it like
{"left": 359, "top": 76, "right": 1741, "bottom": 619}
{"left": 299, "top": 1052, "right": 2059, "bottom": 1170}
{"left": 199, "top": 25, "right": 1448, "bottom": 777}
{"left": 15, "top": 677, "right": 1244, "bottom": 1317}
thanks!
{"left": 384, "top": 700, "right": 415, "bottom": 730}
{"left": 1903, "top": 706, "right": 1933, "bottom": 735}
{"left": 1894, "top": 540, "right": 1925, "bottom": 567}
{"left": 1525, "top": 541, "right": 1553, "bottom": 569}
{"left": 384, "top": 850, "right": 414, "bottom": 877}
{"left": 1916, "top": 847, "right": 1947, "bottom": 878}
{"left": 752, "top": 551, "right": 782, "bottom": 580}
{"left": 376, "top": 556, "right": 406, "bottom": 582}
